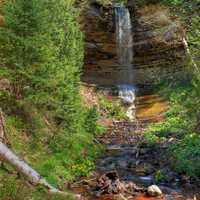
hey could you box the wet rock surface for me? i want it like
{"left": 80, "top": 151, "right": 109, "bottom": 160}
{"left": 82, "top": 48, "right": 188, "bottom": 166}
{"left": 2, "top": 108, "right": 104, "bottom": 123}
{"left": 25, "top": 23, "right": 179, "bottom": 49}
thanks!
{"left": 71, "top": 117, "right": 200, "bottom": 200}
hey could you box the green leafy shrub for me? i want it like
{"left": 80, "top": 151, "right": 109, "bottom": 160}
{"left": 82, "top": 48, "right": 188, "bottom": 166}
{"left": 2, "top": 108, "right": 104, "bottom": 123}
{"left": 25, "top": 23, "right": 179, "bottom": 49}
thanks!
{"left": 143, "top": 131, "right": 160, "bottom": 146}
{"left": 84, "top": 106, "right": 106, "bottom": 135}
{"left": 0, "top": 0, "right": 102, "bottom": 198}
{"left": 99, "top": 96, "right": 127, "bottom": 120}
{"left": 84, "top": 106, "right": 99, "bottom": 134}
{"left": 144, "top": 82, "right": 200, "bottom": 178}
{"left": 154, "top": 170, "right": 166, "bottom": 183}
{"left": 71, "top": 159, "right": 95, "bottom": 177}
{"left": 144, "top": 83, "right": 197, "bottom": 146}
{"left": 169, "top": 133, "right": 200, "bottom": 177}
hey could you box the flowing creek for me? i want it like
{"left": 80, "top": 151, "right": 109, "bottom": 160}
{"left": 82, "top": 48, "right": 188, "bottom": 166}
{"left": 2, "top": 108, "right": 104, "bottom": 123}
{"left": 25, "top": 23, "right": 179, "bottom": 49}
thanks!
{"left": 71, "top": 92, "right": 200, "bottom": 200}
{"left": 72, "top": 4, "right": 200, "bottom": 200}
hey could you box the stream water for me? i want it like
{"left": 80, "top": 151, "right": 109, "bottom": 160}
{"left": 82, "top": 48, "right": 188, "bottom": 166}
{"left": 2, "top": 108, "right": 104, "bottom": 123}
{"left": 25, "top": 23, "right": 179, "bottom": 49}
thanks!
{"left": 71, "top": 93, "right": 200, "bottom": 200}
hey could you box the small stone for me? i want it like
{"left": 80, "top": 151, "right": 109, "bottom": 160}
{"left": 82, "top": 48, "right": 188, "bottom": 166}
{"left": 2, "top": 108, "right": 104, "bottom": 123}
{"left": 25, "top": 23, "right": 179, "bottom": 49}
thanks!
{"left": 135, "top": 160, "right": 140, "bottom": 165}
{"left": 147, "top": 185, "right": 162, "bottom": 197}
{"left": 85, "top": 42, "right": 97, "bottom": 49}
{"left": 75, "top": 194, "right": 82, "bottom": 199}
{"left": 135, "top": 163, "right": 155, "bottom": 175}
{"left": 140, "top": 148, "right": 150, "bottom": 155}
{"left": 117, "top": 159, "right": 128, "bottom": 168}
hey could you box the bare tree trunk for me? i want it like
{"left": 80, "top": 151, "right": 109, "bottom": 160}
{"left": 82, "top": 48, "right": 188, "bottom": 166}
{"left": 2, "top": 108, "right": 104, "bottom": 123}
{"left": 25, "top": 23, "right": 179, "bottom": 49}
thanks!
{"left": 0, "top": 109, "right": 81, "bottom": 199}
{"left": 183, "top": 37, "right": 199, "bottom": 73}
{"left": 0, "top": 108, "right": 6, "bottom": 143}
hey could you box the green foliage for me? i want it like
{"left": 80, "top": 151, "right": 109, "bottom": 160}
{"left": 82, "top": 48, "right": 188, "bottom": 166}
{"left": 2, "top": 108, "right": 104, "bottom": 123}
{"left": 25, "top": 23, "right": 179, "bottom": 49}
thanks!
{"left": 144, "top": 82, "right": 200, "bottom": 177}
{"left": 154, "top": 170, "right": 166, "bottom": 183}
{"left": 113, "top": 0, "right": 128, "bottom": 5}
{"left": 0, "top": 172, "right": 75, "bottom": 200}
{"left": 84, "top": 106, "right": 107, "bottom": 135}
{"left": 70, "top": 159, "right": 95, "bottom": 177}
{"left": 99, "top": 96, "right": 127, "bottom": 120}
{"left": 0, "top": 175, "right": 18, "bottom": 199}
{"left": 169, "top": 133, "right": 200, "bottom": 177}
{"left": 84, "top": 106, "right": 99, "bottom": 134}
{"left": 144, "top": 83, "right": 197, "bottom": 145}
{"left": 143, "top": 131, "right": 160, "bottom": 146}
{"left": 0, "top": 0, "right": 102, "bottom": 199}
{"left": 144, "top": 115, "right": 190, "bottom": 144}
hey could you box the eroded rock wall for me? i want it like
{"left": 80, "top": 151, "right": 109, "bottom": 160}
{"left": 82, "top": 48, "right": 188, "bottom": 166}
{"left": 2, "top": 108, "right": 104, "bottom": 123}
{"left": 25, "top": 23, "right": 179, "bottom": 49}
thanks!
{"left": 81, "top": 2, "right": 188, "bottom": 87}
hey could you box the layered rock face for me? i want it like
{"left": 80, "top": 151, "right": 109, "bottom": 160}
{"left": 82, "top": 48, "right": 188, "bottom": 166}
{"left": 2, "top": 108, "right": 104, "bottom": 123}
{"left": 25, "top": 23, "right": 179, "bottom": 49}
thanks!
{"left": 81, "top": 3, "right": 188, "bottom": 87}
{"left": 81, "top": 4, "right": 118, "bottom": 86}
{"left": 131, "top": 4, "right": 188, "bottom": 86}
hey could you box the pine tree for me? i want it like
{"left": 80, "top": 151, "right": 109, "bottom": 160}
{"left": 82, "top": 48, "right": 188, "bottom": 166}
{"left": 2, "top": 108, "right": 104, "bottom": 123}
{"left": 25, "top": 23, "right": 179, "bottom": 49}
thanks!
{"left": 0, "top": 1, "right": 99, "bottom": 189}
{"left": 0, "top": 0, "right": 97, "bottom": 156}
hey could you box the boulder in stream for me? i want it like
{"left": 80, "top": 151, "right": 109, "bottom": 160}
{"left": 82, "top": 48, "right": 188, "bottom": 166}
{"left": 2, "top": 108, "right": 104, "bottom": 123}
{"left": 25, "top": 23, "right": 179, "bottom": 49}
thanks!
{"left": 147, "top": 185, "right": 163, "bottom": 197}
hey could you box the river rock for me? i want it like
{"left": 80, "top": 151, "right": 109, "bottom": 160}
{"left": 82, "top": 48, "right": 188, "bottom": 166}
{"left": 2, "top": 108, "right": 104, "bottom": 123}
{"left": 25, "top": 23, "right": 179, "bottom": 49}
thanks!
{"left": 117, "top": 159, "right": 128, "bottom": 168}
{"left": 135, "top": 163, "right": 155, "bottom": 175}
{"left": 147, "top": 185, "right": 162, "bottom": 197}
{"left": 139, "top": 148, "right": 150, "bottom": 155}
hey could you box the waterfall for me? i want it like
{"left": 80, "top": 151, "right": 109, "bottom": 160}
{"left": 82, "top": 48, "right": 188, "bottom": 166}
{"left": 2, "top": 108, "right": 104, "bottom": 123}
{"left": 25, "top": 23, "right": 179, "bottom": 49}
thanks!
{"left": 114, "top": 5, "right": 136, "bottom": 121}
{"left": 115, "top": 6, "right": 133, "bottom": 83}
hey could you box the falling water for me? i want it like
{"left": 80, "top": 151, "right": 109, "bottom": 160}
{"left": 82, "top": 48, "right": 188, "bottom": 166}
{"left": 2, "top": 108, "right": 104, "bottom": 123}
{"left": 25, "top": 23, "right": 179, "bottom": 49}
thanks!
{"left": 115, "top": 5, "right": 136, "bottom": 120}
{"left": 115, "top": 6, "right": 133, "bottom": 83}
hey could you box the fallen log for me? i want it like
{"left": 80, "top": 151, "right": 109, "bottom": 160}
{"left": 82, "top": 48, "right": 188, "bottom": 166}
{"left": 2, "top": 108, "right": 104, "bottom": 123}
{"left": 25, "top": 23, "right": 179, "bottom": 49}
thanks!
{"left": 0, "top": 109, "right": 81, "bottom": 199}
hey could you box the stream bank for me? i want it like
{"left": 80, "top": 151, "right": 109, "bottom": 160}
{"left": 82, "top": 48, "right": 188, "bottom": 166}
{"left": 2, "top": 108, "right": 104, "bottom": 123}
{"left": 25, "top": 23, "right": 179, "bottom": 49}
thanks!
{"left": 72, "top": 91, "right": 200, "bottom": 200}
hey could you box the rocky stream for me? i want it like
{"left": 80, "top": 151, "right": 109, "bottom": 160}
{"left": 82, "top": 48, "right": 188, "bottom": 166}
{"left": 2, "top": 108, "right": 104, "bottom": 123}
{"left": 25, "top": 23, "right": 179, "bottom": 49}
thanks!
{"left": 71, "top": 93, "right": 200, "bottom": 200}
{"left": 74, "top": 1, "right": 200, "bottom": 199}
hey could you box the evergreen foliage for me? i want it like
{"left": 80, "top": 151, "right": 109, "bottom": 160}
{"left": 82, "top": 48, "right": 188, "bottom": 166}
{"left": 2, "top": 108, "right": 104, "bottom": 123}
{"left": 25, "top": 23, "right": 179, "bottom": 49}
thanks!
{"left": 0, "top": 0, "right": 101, "bottom": 198}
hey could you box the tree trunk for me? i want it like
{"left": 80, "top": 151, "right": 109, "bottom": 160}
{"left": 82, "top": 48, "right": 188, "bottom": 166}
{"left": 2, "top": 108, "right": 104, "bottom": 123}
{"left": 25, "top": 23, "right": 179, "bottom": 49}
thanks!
{"left": 0, "top": 109, "right": 81, "bottom": 199}
{"left": 183, "top": 37, "right": 199, "bottom": 73}
{"left": 0, "top": 108, "right": 6, "bottom": 142}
